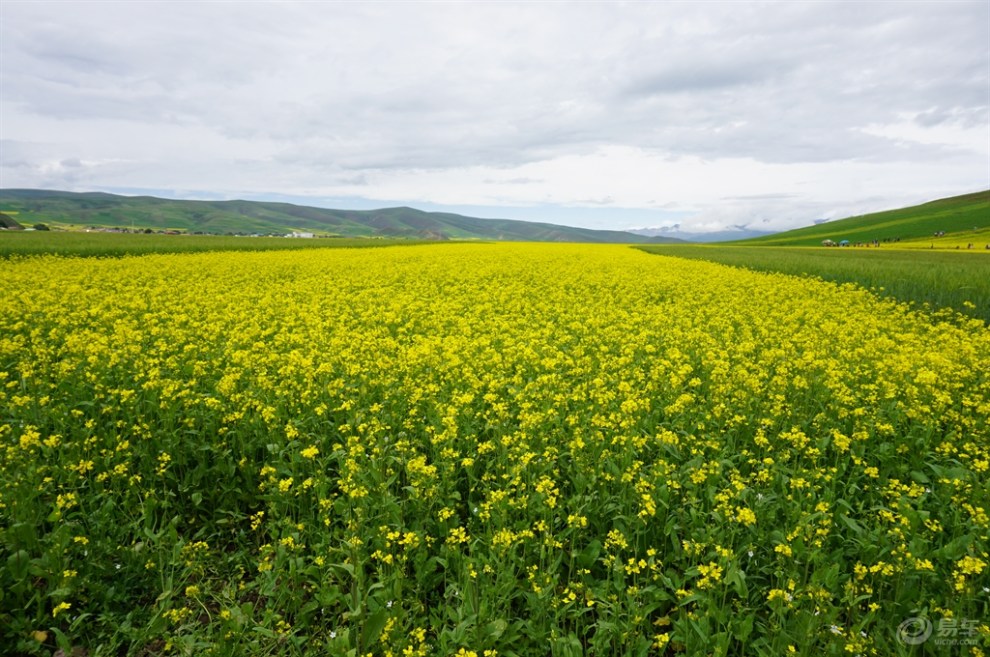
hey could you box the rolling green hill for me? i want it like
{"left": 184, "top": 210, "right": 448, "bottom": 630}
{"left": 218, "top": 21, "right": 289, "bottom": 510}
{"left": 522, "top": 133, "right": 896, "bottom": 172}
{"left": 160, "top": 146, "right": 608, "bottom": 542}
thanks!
{"left": 734, "top": 190, "right": 990, "bottom": 246}
{"left": 0, "top": 189, "right": 679, "bottom": 244}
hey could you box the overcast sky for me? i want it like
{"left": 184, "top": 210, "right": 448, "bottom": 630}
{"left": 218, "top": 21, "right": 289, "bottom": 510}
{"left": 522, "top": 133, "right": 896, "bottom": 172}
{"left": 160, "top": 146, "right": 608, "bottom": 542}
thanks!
{"left": 1, "top": 1, "right": 988, "bottom": 233}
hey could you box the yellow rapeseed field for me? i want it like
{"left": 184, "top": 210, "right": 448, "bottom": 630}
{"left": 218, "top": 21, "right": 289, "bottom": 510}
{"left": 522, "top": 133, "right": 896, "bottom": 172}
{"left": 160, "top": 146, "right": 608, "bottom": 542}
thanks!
{"left": 1, "top": 243, "right": 988, "bottom": 656}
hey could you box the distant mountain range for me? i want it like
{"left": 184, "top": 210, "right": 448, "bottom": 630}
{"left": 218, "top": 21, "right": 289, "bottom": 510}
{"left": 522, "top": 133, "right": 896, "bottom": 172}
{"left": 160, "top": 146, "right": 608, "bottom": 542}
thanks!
{"left": 0, "top": 189, "right": 684, "bottom": 244}
{"left": 627, "top": 225, "right": 775, "bottom": 243}
{"left": 632, "top": 190, "right": 990, "bottom": 245}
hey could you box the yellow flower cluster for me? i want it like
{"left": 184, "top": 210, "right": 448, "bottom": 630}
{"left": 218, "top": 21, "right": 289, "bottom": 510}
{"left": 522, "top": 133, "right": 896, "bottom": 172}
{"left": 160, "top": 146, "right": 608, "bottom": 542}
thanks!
{"left": 1, "top": 243, "right": 987, "bottom": 655}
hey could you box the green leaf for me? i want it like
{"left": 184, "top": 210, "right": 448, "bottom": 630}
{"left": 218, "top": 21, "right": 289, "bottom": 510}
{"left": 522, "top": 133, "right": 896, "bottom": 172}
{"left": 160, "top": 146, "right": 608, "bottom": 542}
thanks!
{"left": 331, "top": 562, "right": 355, "bottom": 578}
{"left": 551, "top": 634, "right": 583, "bottom": 657}
{"left": 839, "top": 514, "right": 864, "bottom": 535}
{"left": 577, "top": 540, "right": 602, "bottom": 569}
{"left": 734, "top": 614, "right": 754, "bottom": 642}
{"left": 361, "top": 608, "right": 388, "bottom": 648}
{"left": 728, "top": 565, "right": 748, "bottom": 598}
{"left": 486, "top": 618, "right": 508, "bottom": 639}
{"left": 6, "top": 550, "right": 30, "bottom": 581}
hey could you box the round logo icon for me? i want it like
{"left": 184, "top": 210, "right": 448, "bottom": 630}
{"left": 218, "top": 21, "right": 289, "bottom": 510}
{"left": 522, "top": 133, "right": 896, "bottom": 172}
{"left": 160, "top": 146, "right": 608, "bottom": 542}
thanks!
{"left": 897, "top": 617, "right": 933, "bottom": 646}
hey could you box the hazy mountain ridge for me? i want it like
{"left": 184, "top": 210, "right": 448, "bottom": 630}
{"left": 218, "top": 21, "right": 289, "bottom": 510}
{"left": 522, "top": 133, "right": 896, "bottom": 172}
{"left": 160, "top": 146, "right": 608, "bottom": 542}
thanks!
{"left": 0, "top": 190, "right": 683, "bottom": 244}
{"left": 628, "top": 225, "right": 776, "bottom": 242}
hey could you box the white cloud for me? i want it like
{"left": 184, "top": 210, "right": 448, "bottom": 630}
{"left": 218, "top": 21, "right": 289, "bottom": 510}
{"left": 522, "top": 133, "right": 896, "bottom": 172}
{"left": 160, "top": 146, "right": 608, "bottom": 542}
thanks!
{"left": 1, "top": 0, "right": 987, "bottom": 232}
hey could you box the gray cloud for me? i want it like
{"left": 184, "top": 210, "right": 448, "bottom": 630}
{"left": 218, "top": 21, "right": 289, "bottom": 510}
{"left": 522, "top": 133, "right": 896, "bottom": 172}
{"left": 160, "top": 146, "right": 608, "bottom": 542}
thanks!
{"left": 1, "top": 1, "right": 987, "bottom": 230}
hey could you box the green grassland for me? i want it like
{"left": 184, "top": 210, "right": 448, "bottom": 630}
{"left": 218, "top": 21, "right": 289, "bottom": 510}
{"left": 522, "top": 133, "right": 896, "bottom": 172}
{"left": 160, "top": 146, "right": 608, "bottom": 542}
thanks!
{"left": 0, "top": 231, "right": 426, "bottom": 258}
{"left": 896, "top": 226, "right": 990, "bottom": 250}
{"left": 738, "top": 190, "right": 990, "bottom": 246}
{"left": 637, "top": 245, "right": 990, "bottom": 323}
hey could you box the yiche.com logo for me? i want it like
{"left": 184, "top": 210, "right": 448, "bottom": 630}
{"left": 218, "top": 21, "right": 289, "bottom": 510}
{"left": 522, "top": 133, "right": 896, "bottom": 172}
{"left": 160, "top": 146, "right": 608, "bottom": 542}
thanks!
{"left": 897, "top": 617, "right": 933, "bottom": 645}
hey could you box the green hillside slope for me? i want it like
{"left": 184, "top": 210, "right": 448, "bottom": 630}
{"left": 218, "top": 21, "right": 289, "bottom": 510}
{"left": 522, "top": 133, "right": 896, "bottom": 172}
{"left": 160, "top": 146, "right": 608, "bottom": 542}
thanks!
{"left": 0, "top": 189, "right": 679, "bottom": 244}
{"left": 736, "top": 190, "right": 990, "bottom": 246}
